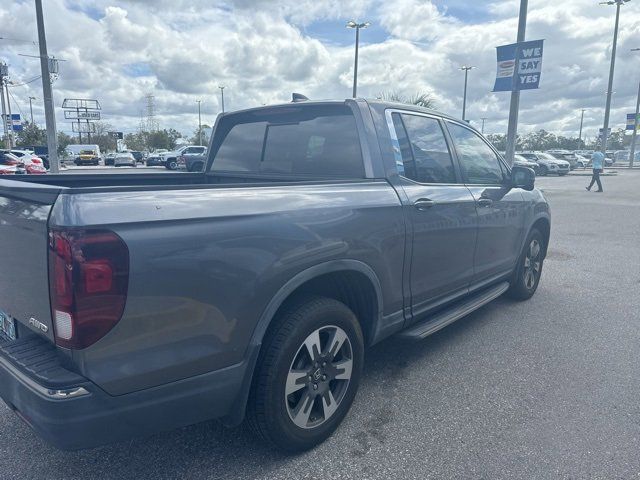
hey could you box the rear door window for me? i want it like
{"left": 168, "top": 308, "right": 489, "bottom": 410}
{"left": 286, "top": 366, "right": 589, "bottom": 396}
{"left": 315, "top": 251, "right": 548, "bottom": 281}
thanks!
{"left": 211, "top": 104, "right": 364, "bottom": 178}
{"left": 391, "top": 113, "right": 456, "bottom": 184}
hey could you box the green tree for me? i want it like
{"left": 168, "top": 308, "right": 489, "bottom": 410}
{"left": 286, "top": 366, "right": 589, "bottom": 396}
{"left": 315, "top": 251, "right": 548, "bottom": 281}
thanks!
{"left": 378, "top": 91, "right": 436, "bottom": 109}
{"left": 486, "top": 134, "right": 507, "bottom": 151}
{"left": 147, "top": 128, "right": 182, "bottom": 151}
{"left": 190, "top": 124, "right": 211, "bottom": 146}
{"left": 89, "top": 122, "right": 117, "bottom": 153}
{"left": 57, "top": 131, "right": 73, "bottom": 157}
{"left": 606, "top": 128, "right": 627, "bottom": 150}
{"left": 15, "top": 122, "right": 47, "bottom": 146}
{"left": 124, "top": 132, "right": 147, "bottom": 151}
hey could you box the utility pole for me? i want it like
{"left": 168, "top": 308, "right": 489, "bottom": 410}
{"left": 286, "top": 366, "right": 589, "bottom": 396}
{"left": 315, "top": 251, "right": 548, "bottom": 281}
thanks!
{"left": 600, "top": 0, "right": 629, "bottom": 156}
{"left": 29, "top": 96, "right": 36, "bottom": 124}
{"left": 5, "top": 81, "right": 14, "bottom": 148}
{"left": 35, "top": 0, "right": 59, "bottom": 173}
{"left": 481, "top": 117, "right": 488, "bottom": 134}
{"left": 0, "top": 64, "right": 11, "bottom": 148}
{"left": 219, "top": 86, "right": 225, "bottom": 113}
{"left": 347, "top": 21, "right": 370, "bottom": 98}
{"left": 628, "top": 47, "right": 640, "bottom": 168}
{"left": 505, "top": 0, "right": 528, "bottom": 165}
{"left": 196, "top": 99, "right": 202, "bottom": 145}
{"left": 0, "top": 67, "right": 8, "bottom": 148}
{"left": 578, "top": 109, "right": 586, "bottom": 147}
{"left": 460, "top": 66, "right": 475, "bottom": 122}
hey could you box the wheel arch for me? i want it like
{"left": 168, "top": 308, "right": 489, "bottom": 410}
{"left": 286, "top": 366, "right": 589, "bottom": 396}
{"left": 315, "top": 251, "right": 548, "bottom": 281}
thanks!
{"left": 223, "top": 260, "right": 384, "bottom": 427}
{"left": 249, "top": 260, "right": 384, "bottom": 349}
{"left": 530, "top": 216, "right": 551, "bottom": 258}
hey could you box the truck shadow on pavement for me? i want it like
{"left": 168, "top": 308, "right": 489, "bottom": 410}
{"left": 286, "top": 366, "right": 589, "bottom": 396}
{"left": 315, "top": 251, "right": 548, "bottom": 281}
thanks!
{"left": 6, "top": 298, "right": 513, "bottom": 479}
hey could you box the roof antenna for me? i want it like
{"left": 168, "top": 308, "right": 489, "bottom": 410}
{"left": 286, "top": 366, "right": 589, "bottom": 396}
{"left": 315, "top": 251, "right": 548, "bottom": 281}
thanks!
{"left": 292, "top": 93, "right": 309, "bottom": 103}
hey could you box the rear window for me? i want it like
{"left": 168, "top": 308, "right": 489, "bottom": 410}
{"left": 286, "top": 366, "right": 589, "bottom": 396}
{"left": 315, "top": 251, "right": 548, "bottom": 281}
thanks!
{"left": 210, "top": 104, "right": 364, "bottom": 178}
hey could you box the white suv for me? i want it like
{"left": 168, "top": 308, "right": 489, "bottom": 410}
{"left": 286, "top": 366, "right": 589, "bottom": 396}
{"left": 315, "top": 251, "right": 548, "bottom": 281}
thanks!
{"left": 518, "top": 152, "right": 570, "bottom": 176}
{"left": 162, "top": 146, "right": 207, "bottom": 170}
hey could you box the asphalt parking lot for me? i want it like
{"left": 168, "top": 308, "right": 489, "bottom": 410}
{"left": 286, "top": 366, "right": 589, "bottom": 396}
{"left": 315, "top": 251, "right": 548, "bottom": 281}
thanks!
{"left": 1, "top": 170, "right": 639, "bottom": 480}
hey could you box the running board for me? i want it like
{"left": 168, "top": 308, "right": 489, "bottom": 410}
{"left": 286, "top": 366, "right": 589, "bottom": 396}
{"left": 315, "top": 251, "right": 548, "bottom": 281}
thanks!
{"left": 398, "top": 282, "right": 510, "bottom": 340}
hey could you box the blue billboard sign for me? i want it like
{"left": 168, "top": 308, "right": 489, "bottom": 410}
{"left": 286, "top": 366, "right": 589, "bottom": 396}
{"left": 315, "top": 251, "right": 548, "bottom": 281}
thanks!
{"left": 493, "top": 40, "right": 544, "bottom": 92}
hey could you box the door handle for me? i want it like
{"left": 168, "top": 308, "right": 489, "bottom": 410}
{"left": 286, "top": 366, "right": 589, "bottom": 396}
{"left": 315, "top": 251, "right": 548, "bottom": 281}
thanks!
{"left": 477, "top": 198, "right": 493, "bottom": 207}
{"left": 414, "top": 198, "right": 436, "bottom": 210}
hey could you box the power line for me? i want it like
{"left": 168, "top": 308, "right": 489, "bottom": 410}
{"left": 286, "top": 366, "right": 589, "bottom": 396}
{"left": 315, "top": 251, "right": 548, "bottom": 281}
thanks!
{"left": 0, "top": 36, "right": 38, "bottom": 45}
{"left": 8, "top": 76, "right": 42, "bottom": 87}
{"left": 7, "top": 88, "right": 24, "bottom": 118}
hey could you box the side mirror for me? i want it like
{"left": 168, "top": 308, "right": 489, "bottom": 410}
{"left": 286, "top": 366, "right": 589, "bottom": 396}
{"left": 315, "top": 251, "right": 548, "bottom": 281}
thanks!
{"left": 511, "top": 165, "right": 535, "bottom": 191}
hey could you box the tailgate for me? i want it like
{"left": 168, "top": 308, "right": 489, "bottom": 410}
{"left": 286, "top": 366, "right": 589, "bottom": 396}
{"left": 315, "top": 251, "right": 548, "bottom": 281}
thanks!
{"left": 0, "top": 179, "right": 63, "bottom": 342}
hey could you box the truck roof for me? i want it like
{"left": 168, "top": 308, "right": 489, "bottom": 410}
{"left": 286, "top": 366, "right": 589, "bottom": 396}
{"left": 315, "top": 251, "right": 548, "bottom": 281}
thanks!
{"left": 219, "top": 98, "right": 461, "bottom": 125}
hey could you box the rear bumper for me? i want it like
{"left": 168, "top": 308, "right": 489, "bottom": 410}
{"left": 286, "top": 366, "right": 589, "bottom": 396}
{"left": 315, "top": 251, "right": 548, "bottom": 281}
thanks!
{"left": 0, "top": 348, "right": 253, "bottom": 450}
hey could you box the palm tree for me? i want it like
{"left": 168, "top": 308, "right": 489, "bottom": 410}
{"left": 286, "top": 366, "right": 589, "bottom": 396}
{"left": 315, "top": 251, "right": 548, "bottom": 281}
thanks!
{"left": 377, "top": 91, "right": 436, "bottom": 109}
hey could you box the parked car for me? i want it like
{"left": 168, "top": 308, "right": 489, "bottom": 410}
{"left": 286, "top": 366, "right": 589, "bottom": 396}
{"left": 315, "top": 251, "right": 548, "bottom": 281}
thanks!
{"left": 518, "top": 151, "right": 570, "bottom": 176}
{"left": 178, "top": 152, "right": 207, "bottom": 172}
{"left": 10, "top": 149, "right": 46, "bottom": 168}
{"left": 113, "top": 152, "right": 137, "bottom": 167}
{"left": 0, "top": 164, "right": 26, "bottom": 175}
{"left": 163, "top": 145, "right": 207, "bottom": 170}
{"left": 104, "top": 153, "right": 117, "bottom": 166}
{"left": 146, "top": 149, "right": 168, "bottom": 167}
{"left": 127, "top": 151, "right": 145, "bottom": 164}
{"left": 0, "top": 152, "right": 27, "bottom": 175}
{"left": 0, "top": 99, "right": 550, "bottom": 452}
{"left": 546, "top": 150, "right": 580, "bottom": 170}
{"left": 513, "top": 154, "right": 539, "bottom": 174}
{"left": 74, "top": 148, "right": 101, "bottom": 166}
{"left": 3, "top": 150, "right": 46, "bottom": 174}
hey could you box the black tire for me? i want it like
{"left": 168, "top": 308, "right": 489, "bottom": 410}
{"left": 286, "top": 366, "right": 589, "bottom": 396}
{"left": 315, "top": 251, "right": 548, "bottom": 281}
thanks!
{"left": 507, "top": 228, "right": 545, "bottom": 301}
{"left": 247, "top": 296, "right": 364, "bottom": 452}
{"left": 189, "top": 161, "right": 204, "bottom": 172}
{"left": 539, "top": 165, "right": 548, "bottom": 176}
{"left": 166, "top": 158, "right": 178, "bottom": 170}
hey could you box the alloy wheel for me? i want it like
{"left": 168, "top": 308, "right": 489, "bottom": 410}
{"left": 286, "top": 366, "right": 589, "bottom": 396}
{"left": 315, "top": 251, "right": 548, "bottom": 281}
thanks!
{"left": 523, "top": 239, "right": 541, "bottom": 290}
{"left": 285, "top": 325, "right": 353, "bottom": 430}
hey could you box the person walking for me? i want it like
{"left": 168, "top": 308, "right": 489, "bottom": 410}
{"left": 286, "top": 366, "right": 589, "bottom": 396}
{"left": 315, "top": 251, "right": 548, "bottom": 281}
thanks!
{"left": 586, "top": 151, "right": 604, "bottom": 192}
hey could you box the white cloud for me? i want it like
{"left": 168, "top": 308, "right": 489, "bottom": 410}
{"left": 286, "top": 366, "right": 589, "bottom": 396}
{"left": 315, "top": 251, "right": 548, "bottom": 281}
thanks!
{"left": 1, "top": 0, "right": 640, "bottom": 141}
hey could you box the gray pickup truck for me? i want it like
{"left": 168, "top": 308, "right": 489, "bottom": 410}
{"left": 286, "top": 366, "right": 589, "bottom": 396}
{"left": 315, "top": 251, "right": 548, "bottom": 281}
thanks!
{"left": 0, "top": 99, "right": 550, "bottom": 452}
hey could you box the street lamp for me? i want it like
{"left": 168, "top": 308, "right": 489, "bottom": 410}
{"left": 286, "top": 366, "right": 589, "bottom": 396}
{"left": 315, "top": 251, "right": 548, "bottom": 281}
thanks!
{"left": 481, "top": 117, "right": 488, "bottom": 134}
{"left": 346, "top": 20, "right": 370, "bottom": 98}
{"left": 460, "top": 66, "right": 475, "bottom": 122}
{"left": 196, "top": 99, "right": 202, "bottom": 146}
{"left": 578, "top": 109, "right": 586, "bottom": 147}
{"left": 28, "top": 96, "right": 36, "bottom": 124}
{"left": 599, "top": 0, "right": 630, "bottom": 155}
{"left": 628, "top": 47, "right": 640, "bottom": 168}
{"left": 218, "top": 85, "right": 225, "bottom": 113}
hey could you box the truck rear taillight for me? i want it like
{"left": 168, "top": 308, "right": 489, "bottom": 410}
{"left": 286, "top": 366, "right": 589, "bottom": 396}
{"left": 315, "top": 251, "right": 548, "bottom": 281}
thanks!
{"left": 48, "top": 229, "right": 129, "bottom": 349}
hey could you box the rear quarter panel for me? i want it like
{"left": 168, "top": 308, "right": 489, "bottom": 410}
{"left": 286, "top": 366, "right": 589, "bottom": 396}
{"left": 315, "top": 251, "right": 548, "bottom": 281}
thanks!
{"left": 50, "top": 181, "right": 405, "bottom": 395}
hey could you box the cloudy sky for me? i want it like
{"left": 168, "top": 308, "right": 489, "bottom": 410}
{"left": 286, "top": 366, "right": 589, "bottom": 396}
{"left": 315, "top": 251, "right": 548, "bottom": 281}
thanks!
{"left": 2, "top": 0, "right": 640, "bottom": 140}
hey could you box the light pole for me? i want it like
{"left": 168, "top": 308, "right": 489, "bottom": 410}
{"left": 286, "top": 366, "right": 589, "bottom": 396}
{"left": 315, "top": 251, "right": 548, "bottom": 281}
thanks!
{"left": 346, "top": 21, "right": 370, "bottom": 98}
{"left": 578, "top": 109, "right": 586, "bottom": 147}
{"left": 218, "top": 85, "right": 225, "bottom": 113}
{"left": 481, "top": 117, "right": 488, "bottom": 134}
{"left": 628, "top": 47, "right": 640, "bottom": 168}
{"left": 460, "top": 66, "right": 475, "bottom": 122}
{"left": 28, "top": 96, "right": 36, "bottom": 124}
{"left": 599, "top": 0, "right": 630, "bottom": 156}
{"left": 196, "top": 99, "right": 202, "bottom": 146}
{"left": 505, "top": 0, "right": 528, "bottom": 164}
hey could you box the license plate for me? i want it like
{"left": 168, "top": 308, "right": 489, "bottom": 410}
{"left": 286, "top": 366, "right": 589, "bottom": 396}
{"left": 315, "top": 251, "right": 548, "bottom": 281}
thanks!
{"left": 0, "top": 311, "right": 17, "bottom": 341}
